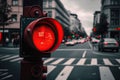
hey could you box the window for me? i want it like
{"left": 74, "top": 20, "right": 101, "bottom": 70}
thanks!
{"left": 11, "top": 14, "right": 17, "bottom": 22}
{"left": 110, "top": 9, "right": 119, "bottom": 25}
{"left": 12, "top": 0, "right": 18, "bottom": 6}
{"left": 48, "top": 11, "right": 52, "bottom": 17}
{"left": 48, "top": 0, "right": 52, "bottom": 7}
{"left": 111, "top": 0, "right": 119, "bottom": 5}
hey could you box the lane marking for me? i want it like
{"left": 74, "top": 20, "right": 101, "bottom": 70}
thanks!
{"left": 76, "top": 58, "right": 86, "bottom": 65}
{"left": 44, "top": 58, "right": 55, "bottom": 64}
{"left": 51, "top": 58, "right": 64, "bottom": 65}
{"left": 103, "top": 59, "right": 113, "bottom": 65}
{"left": 55, "top": 66, "right": 73, "bottom": 80}
{"left": 99, "top": 66, "right": 115, "bottom": 80}
{"left": 63, "top": 58, "right": 75, "bottom": 65}
{"left": 1, "top": 55, "right": 19, "bottom": 61}
{"left": 57, "top": 49, "right": 91, "bottom": 51}
{"left": 46, "top": 65, "right": 56, "bottom": 75}
{"left": 82, "top": 51, "right": 86, "bottom": 58}
{"left": 88, "top": 41, "right": 93, "bottom": 49}
{"left": 1, "top": 74, "right": 13, "bottom": 80}
{"left": 91, "top": 58, "right": 97, "bottom": 65}
{"left": 10, "top": 57, "right": 22, "bottom": 62}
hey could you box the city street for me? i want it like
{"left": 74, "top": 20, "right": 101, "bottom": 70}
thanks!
{"left": 0, "top": 41, "right": 120, "bottom": 80}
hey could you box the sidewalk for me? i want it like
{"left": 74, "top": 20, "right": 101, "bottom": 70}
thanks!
{"left": 0, "top": 43, "right": 19, "bottom": 48}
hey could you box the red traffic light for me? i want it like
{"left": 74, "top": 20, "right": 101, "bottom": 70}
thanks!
{"left": 24, "top": 18, "right": 64, "bottom": 53}
{"left": 116, "top": 27, "right": 120, "bottom": 31}
{"left": 92, "top": 27, "right": 96, "bottom": 32}
{"left": 0, "top": 32, "right": 2, "bottom": 42}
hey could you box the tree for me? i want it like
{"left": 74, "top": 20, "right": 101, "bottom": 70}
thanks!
{"left": 0, "top": 0, "right": 12, "bottom": 46}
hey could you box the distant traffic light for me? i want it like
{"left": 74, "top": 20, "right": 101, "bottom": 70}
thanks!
{"left": 0, "top": 32, "right": 2, "bottom": 43}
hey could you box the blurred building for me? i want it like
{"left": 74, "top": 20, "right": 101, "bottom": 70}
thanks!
{"left": 0, "top": 0, "right": 22, "bottom": 41}
{"left": 43, "top": 0, "right": 70, "bottom": 37}
{"left": 101, "top": 0, "right": 120, "bottom": 40}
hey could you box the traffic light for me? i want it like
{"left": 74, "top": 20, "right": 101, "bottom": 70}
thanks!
{"left": 92, "top": 27, "right": 96, "bottom": 32}
{"left": 20, "top": 0, "right": 64, "bottom": 80}
{"left": 0, "top": 32, "right": 2, "bottom": 43}
{"left": 20, "top": 17, "right": 64, "bottom": 57}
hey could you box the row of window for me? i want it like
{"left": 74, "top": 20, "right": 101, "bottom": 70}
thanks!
{"left": 110, "top": 9, "right": 120, "bottom": 26}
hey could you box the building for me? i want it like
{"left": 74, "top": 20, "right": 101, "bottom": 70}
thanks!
{"left": 101, "top": 0, "right": 120, "bottom": 40}
{"left": 0, "top": 0, "right": 22, "bottom": 42}
{"left": 93, "top": 11, "right": 101, "bottom": 26}
{"left": 43, "top": 0, "right": 70, "bottom": 37}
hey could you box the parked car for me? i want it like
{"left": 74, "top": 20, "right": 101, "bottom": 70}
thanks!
{"left": 65, "top": 41, "right": 75, "bottom": 46}
{"left": 98, "top": 38, "right": 119, "bottom": 52}
{"left": 91, "top": 38, "right": 100, "bottom": 44}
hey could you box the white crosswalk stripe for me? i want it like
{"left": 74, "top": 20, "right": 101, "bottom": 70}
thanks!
{"left": 44, "top": 58, "right": 55, "bottom": 64}
{"left": 116, "top": 59, "right": 120, "bottom": 64}
{"left": 103, "top": 58, "right": 113, "bottom": 65}
{"left": 10, "top": 57, "right": 22, "bottom": 62}
{"left": 91, "top": 58, "right": 97, "bottom": 65}
{"left": 51, "top": 58, "right": 64, "bottom": 65}
{"left": 63, "top": 58, "right": 75, "bottom": 65}
{"left": 76, "top": 58, "right": 86, "bottom": 65}
{"left": 0, "top": 55, "right": 11, "bottom": 59}
{"left": 55, "top": 66, "right": 73, "bottom": 80}
{"left": 46, "top": 65, "right": 56, "bottom": 75}
{"left": 1, "top": 55, "right": 19, "bottom": 61}
{"left": 99, "top": 66, "right": 115, "bottom": 80}
{"left": 1, "top": 74, "right": 13, "bottom": 80}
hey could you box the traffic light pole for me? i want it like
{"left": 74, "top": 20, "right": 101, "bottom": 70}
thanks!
{"left": 20, "top": 57, "right": 45, "bottom": 80}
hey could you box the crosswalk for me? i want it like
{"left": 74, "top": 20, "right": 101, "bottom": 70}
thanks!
{"left": 0, "top": 55, "right": 120, "bottom": 66}
{"left": 0, "top": 69, "right": 13, "bottom": 80}
{"left": 0, "top": 55, "right": 120, "bottom": 80}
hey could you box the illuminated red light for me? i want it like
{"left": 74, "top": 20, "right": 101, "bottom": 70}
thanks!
{"left": 104, "top": 42, "right": 108, "bottom": 45}
{"left": 0, "top": 32, "right": 2, "bottom": 42}
{"left": 32, "top": 25, "right": 55, "bottom": 52}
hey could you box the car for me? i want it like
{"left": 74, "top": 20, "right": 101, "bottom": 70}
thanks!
{"left": 98, "top": 38, "right": 119, "bottom": 52}
{"left": 91, "top": 38, "right": 100, "bottom": 44}
{"left": 65, "top": 41, "right": 75, "bottom": 46}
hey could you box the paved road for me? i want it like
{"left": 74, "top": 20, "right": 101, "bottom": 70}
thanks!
{"left": 0, "top": 41, "right": 120, "bottom": 80}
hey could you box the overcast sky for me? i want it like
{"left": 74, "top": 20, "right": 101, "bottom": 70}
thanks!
{"left": 61, "top": 0, "right": 101, "bottom": 36}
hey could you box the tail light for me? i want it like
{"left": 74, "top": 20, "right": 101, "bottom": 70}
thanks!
{"left": 116, "top": 42, "right": 119, "bottom": 46}
{"left": 104, "top": 42, "right": 108, "bottom": 45}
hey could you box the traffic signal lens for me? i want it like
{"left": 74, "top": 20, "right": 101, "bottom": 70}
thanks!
{"left": 32, "top": 25, "right": 55, "bottom": 52}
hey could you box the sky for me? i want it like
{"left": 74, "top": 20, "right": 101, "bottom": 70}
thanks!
{"left": 61, "top": 0, "right": 101, "bottom": 36}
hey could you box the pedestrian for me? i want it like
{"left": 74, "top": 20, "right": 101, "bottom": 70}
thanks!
{"left": 5, "top": 37, "right": 9, "bottom": 46}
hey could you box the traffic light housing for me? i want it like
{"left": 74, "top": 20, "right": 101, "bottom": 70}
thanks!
{"left": 20, "top": 17, "right": 64, "bottom": 57}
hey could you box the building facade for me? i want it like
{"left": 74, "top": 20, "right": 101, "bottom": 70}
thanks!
{"left": 43, "top": 0, "right": 70, "bottom": 37}
{"left": 101, "top": 0, "right": 120, "bottom": 40}
{"left": 0, "top": 0, "right": 22, "bottom": 42}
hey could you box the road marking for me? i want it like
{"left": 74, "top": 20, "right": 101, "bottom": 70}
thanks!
{"left": 1, "top": 55, "right": 19, "bottom": 61}
{"left": 55, "top": 66, "right": 73, "bottom": 80}
{"left": 47, "top": 65, "right": 56, "bottom": 75}
{"left": 82, "top": 51, "right": 87, "bottom": 58}
{"left": 0, "top": 72, "right": 8, "bottom": 76}
{"left": 1, "top": 74, "right": 13, "bottom": 80}
{"left": 88, "top": 41, "right": 93, "bottom": 49}
{"left": 116, "top": 59, "right": 120, "bottom": 64}
{"left": 51, "top": 58, "right": 64, "bottom": 65}
{"left": 91, "top": 58, "right": 97, "bottom": 65}
{"left": 76, "top": 58, "right": 86, "bottom": 65}
{"left": 10, "top": 57, "right": 22, "bottom": 62}
{"left": 99, "top": 66, "right": 115, "bottom": 80}
{"left": 103, "top": 59, "right": 113, "bottom": 65}
{"left": 44, "top": 58, "right": 55, "bottom": 64}
{"left": 57, "top": 49, "right": 91, "bottom": 51}
{"left": 63, "top": 58, "right": 75, "bottom": 65}
{"left": 0, "top": 55, "right": 10, "bottom": 59}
